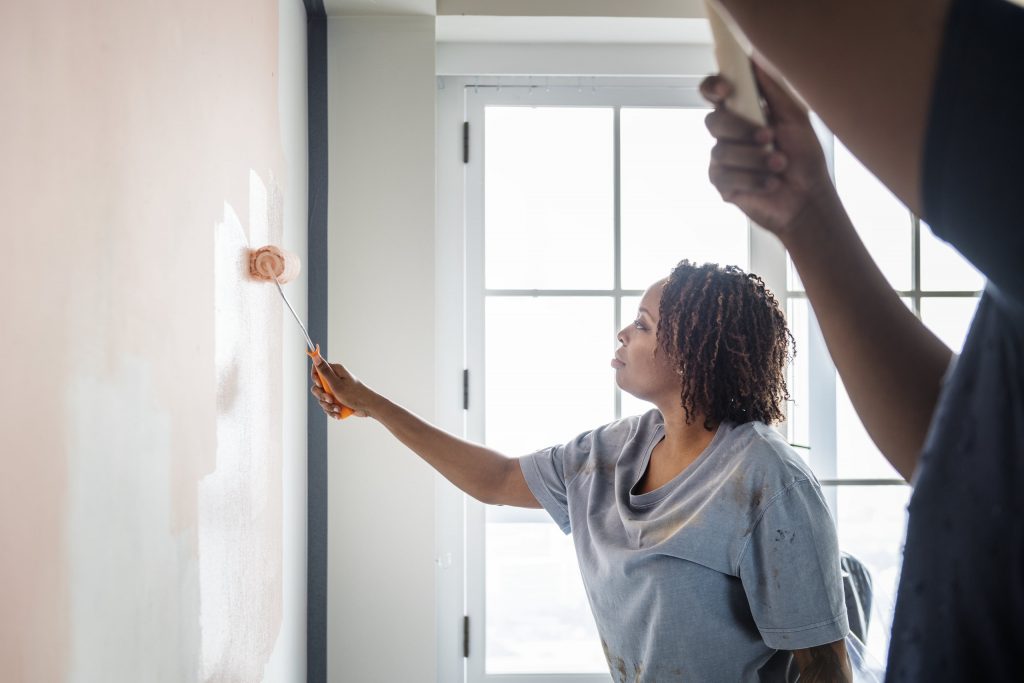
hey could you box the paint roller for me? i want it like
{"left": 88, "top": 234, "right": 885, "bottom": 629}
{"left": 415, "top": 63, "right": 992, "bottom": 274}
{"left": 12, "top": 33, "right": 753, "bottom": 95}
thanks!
{"left": 704, "top": 1, "right": 767, "bottom": 127}
{"left": 248, "top": 245, "right": 354, "bottom": 419}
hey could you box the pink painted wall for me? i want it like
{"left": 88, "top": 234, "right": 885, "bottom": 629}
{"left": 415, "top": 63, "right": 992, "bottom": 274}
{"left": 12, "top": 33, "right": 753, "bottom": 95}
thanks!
{"left": 0, "top": 1, "right": 307, "bottom": 680}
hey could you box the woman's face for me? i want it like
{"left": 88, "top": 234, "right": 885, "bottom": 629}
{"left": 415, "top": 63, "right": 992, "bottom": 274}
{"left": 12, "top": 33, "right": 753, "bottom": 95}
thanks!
{"left": 612, "top": 279, "right": 680, "bottom": 405}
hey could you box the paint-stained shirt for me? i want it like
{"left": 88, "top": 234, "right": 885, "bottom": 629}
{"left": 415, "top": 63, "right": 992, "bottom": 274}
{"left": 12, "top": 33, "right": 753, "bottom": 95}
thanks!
{"left": 519, "top": 413, "right": 849, "bottom": 682}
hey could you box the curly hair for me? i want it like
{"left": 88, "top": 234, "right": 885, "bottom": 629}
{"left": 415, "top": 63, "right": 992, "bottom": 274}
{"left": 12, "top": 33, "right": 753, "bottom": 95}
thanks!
{"left": 657, "top": 260, "right": 794, "bottom": 430}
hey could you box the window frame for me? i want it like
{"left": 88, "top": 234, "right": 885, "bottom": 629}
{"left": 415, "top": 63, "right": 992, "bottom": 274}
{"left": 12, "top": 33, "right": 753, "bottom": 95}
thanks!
{"left": 466, "top": 80, "right": 711, "bottom": 683}
{"left": 436, "top": 74, "right": 978, "bottom": 683}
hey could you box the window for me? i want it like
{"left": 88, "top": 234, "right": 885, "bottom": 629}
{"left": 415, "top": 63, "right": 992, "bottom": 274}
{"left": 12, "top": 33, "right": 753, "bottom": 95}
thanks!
{"left": 444, "top": 77, "right": 983, "bottom": 682}
{"left": 788, "top": 140, "right": 982, "bottom": 661}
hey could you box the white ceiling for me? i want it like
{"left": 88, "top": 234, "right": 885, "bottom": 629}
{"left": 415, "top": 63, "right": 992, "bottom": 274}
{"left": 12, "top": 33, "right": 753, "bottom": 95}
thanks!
{"left": 436, "top": 16, "right": 710, "bottom": 44}
{"left": 324, "top": 0, "right": 709, "bottom": 19}
{"left": 323, "top": 0, "right": 712, "bottom": 44}
{"left": 322, "top": 0, "right": 435, "bottom": 15}
{"left": 437, "top": 0, "right": 707, "bottom": 17}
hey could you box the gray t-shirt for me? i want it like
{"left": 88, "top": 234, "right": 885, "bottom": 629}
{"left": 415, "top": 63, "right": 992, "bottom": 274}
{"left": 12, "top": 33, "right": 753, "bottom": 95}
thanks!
{"left": 519, "top": 411, "right": 849, "bottom": 682}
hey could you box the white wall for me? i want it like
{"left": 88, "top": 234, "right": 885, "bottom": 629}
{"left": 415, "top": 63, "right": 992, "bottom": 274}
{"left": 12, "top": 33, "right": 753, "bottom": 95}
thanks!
{"left": 321, "top": 8, "right": 718, "bottom": 681}
{"left": 0, "top": 1, "right": 308, "bottom": 679}
{"left": 266, "top": 0, "right": 310, "bottom": 678}
{"left": 327, "top": 15, "right": 439, "bottom": 683}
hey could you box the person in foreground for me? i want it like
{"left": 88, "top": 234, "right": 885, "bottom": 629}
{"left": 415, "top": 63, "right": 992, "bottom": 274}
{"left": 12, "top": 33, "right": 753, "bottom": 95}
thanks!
{"left": 312, "top": 261, "right": 853, "bottom": 682}
{"left": 700, "top": 27, "right": 1024, "bottom": 677}
{"left": 701, "top": 1, "right": 1024, "bottom": 675}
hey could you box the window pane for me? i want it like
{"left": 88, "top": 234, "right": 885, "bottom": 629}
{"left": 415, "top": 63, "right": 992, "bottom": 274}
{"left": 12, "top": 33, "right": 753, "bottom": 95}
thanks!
{"left": 835, "top": 484, "right": 911, "bottom": 666}
{"left": 787, "top": 252, "right": 805, "bottom": 293}
{"left": 920, "top": 223, "right": 984, "bottom": 292}
{"left": 834, "top": 142, "right": 913, "bottom": 291}
{"left": 485, "top": 107, "right": 614, "bottom": 289}
{"left": 621, "top": 108, "right": 749, "bottom": 289}
{"left": 484, "top": 296, "right": 614, "bottom": 674}
{"left": 786, "top": 299, "right": 810, "bottom": 456}
{"left": 837, "top": 377, "right": 902, "bottom": 479}
{"left": 485, "top": 296, "right": 616, "bottom": 457}
{"left": 920, "top": 297, "right": 981, "bottom": 354}
{"left": 485, "top": 510, "right": 607, "bottom": 674}
{"left": 618, "top": 295, "right": 657, "bottom": 418}
{"left": 836, "top": 299, "right": 913, "bottom": 479}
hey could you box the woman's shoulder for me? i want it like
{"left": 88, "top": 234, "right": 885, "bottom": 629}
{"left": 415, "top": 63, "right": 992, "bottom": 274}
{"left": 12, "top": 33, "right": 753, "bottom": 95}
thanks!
{"left": 559, "top": 410, "right": 656, "bottom": 456}
{"left": 721, "top": 420, "right": 817, "bottom": 489}
{"left": 556, "top": 411, "right": 658, "bottom": 482}
{"left": 587, "top": 408, "right": 660, "bottom": 440}
{"left": 712, "top": 422, "right": 826, "bottom": 536}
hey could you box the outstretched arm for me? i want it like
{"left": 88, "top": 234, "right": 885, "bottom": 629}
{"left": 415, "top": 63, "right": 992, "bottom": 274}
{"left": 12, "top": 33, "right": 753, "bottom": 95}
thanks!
{"left": 703, "top": 66, "right": 952, "bottom": 480}
{"left": 311, "top": 357, "right": 540, "bottom": 508}
{"left": 710, "top": 0, "right": 952, "bottom": 216}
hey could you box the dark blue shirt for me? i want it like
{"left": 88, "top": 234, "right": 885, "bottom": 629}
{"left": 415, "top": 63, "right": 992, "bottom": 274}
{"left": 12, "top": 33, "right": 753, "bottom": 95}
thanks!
{"left": 886, "top": 1, "right": 1024, "bottom": 680}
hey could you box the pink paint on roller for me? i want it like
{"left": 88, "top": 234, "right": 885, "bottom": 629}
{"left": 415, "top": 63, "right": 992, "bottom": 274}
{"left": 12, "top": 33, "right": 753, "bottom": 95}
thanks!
{"left": 248, "top": 245, "right": 300, "bottom": 283}
{"left": 246, "top": 242, "right": 354, "bottom": 420}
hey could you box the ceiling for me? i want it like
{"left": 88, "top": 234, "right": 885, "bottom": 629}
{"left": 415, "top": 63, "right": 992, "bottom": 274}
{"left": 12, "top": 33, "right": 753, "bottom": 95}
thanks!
{"left": 322, "top": 0, "right": 435, "bottom": 15}
{"left": 323, "top": 0, "right": 708, "bottom": 19}
{"left": 436, "top": 16, "right": 711, "bottom": 44}
{"left": 322, "top": 0, "right": 711, "bottom": 44}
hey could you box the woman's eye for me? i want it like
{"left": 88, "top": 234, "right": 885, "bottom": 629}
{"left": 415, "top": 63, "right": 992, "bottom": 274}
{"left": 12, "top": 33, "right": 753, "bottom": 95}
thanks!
{"left": 633, "top": 319, "right": 646, "bottom": 330}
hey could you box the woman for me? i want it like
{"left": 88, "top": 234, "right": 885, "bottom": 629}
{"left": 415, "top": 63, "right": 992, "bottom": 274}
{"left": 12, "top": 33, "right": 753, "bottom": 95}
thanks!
{"left": 312, "top": 260, "right": 851, "bottom": 682}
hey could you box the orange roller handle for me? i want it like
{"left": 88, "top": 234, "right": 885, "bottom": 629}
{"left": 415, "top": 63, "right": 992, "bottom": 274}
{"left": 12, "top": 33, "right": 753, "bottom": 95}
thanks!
{"left": 308, "top": 344, "right": 355, "bottom": 419}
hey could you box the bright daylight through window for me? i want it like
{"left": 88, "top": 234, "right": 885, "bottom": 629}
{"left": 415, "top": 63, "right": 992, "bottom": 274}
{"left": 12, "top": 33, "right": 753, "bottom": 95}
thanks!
{"left": 469, "top": 89, "right": 982, "bottom": 679}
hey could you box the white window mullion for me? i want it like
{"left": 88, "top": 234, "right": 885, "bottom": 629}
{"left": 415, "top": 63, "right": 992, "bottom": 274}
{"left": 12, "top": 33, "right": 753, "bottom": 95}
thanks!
{"left": 748, "top": 219, "right": 790, "bottom": 435}
{"left": 465, "top": 82, "right": 490, "bottom": 683}
{"left": 807, "top": 305, "right": 840, "bottom": 516}
{"left": 436, "top": 76, "right": 472, "bottom": 683}
{"left": 612, "top": 105, "right": 623, "bottom": 421}
{"left": 803, "top": 127, "right": 840, "bottom": 516}
{"left": 911, "top": 213, "right": 922, "bottom": 316}
{"left": 458, "top": 77, "right": 743, "bottom": 683}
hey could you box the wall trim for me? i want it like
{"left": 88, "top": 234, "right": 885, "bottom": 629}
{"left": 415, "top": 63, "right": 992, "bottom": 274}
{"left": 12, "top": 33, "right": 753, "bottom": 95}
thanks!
{"left": 302, "top": 2, "right": 328, "bottom": 683}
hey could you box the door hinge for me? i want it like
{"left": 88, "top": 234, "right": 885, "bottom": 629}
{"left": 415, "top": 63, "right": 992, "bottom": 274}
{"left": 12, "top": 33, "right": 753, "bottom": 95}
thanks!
{"left": 463, "top": 615, "right": 470, "bottom": 658}
{"left": 462, "top": 369, "right": 470, "bottom": 410}
{"left": 462, "top": 121, "right": 469, "bottom": 164}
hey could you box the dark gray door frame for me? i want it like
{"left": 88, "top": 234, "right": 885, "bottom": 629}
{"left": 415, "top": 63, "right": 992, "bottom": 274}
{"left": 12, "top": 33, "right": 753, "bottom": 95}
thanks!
{"left": 302, "top": 2, "right": 328, "bottom": 682}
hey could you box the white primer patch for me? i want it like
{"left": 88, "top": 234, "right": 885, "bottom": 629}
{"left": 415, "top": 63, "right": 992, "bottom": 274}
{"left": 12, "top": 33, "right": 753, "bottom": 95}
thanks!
{"left": 200, "top": 172, "right": 283, "bottom": 681}
{"left": 68, "top": 358, "right": 201, "bottom": 683}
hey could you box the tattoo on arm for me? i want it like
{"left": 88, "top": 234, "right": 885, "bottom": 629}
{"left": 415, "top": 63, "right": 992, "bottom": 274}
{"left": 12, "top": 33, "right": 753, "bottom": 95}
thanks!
{"left": 792, "top": 639, "right": 852, "bottom": 683}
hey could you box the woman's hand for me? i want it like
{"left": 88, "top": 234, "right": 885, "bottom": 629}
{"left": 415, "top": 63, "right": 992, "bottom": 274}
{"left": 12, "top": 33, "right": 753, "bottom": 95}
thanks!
{"left": 310, "top": 357, "right": 373, "bottom": 419}
{"left": 307, "top": 354, "right": 539, "bottom": 507}
{"left": 702, "top": 63, "right": 839, "bottom": 244}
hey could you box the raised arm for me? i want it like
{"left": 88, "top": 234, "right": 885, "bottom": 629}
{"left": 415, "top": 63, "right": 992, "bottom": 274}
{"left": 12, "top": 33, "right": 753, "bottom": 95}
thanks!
{"left": 310, "top": 357, "right": 540, "bottom": 508}
{"left": 702, "top": 66, "right": 952, "bottom": 480}
{"left": 709, "top": 0, "right": 952, "bottom": 215}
